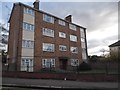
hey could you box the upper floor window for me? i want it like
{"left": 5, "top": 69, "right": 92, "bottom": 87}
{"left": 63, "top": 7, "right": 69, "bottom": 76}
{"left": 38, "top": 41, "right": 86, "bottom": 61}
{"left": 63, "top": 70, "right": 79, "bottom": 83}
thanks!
{"left": 82, "top": 50, "right": 87, "bottom": 60}
{"left": 70, "top": 35, "right": 77, "bottom": 42}
{"left": 80, "top": 28, "right": 85, "bottom": 38}
{"left": 42, "top": 58, "right": 55, "bottom": 68}
{"left": 24, "top": 7, "right": 34, "bottom": 16}
{"left": 43, "top": 43, "right": 54, "bottom": 52}
{"left": 71, "top": 59, "right": 79, "bottom": 66}
{"left": 59, "top": 45, "right": 67, "bottom": 51}
{"left": 43, "top": 14, "right": 54, "bottom": 24}
{"left": 70, "top": 47, "right": 78, "bottom": 53}
{"left": 81, "top": 38, "right": 85, "bottom": 42}
{"left": 22, "top": 40, "right": 34, "bottom": 48}
{"left": 69, "top": 24, "right": 77, "bottom": 31}
{"left": 59, "top": 32, "right": 66, "bottom": 38}
{"left": 81, "top": 42, "right": 86, "bottom": 49}
{"left": 42, "top": 28, "right": 54, "bottom": 37}
{"left": 58, "top": 20, "right": 65, "bottom": 26}
{"left": 23, "top": 22, "right": 34, "bottom": 31}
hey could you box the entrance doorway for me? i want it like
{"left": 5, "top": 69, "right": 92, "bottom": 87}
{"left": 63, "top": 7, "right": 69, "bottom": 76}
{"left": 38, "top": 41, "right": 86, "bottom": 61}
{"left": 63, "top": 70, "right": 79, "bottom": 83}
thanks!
{"left": 59, "top": 58, "right": 68, "bottom": 70}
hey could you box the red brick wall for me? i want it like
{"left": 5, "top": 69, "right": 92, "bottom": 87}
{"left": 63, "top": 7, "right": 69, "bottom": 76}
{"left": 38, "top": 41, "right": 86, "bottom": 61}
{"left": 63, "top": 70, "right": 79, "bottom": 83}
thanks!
{"left": 8, "top": 3, "right": 23, "bottom": 71}
{"left": 2, "top": 71, "right": 119, "bottom": 82}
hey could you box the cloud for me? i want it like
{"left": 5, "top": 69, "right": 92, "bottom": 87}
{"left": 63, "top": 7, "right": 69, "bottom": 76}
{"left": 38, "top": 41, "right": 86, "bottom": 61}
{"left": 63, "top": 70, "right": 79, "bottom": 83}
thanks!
{"left": 41, "top": 2, "right": 118, "bottom": 32}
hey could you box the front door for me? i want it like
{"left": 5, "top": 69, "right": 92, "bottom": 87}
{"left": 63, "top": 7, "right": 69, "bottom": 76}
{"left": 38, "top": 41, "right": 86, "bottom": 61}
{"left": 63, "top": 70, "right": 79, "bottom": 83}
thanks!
{"left": 59, "top": 59, "right": 68, "bottom": 70}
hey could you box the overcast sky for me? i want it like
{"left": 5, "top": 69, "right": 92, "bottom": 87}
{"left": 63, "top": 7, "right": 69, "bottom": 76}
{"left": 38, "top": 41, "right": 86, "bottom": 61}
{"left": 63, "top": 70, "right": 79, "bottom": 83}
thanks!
{"left": 0, "top": 0, "right": 119, "bottom": 56}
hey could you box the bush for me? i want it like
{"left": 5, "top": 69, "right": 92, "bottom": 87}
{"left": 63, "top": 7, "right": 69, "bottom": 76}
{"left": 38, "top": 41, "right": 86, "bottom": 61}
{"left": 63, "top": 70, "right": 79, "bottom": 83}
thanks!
{"left": 78, "top": 62, "right": 92, "bottom": 71}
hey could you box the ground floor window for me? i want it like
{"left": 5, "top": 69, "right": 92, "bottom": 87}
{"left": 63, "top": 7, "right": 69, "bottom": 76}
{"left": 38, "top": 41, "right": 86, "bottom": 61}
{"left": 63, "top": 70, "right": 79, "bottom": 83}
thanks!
{"left": 42, "top": 58, "right": 55, "bottom": 68}
{"left": 21, "top": 58, "right": 33, "bottom": 72}
{"left": 71, "top": 59, "right": 79, "bottom": 66}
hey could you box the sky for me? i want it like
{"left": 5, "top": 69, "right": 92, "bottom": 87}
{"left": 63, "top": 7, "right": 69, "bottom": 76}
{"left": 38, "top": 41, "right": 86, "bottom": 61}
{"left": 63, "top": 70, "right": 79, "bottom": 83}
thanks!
{"left": 0, "top": 0, "right": 119, "bottom": 56}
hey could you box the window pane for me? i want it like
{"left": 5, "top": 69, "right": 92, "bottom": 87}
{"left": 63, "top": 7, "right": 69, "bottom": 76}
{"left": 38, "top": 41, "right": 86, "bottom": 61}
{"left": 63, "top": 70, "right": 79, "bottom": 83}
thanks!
{"left": 22, "top": 40, "right": 34, "bottom": 48}
{"left": 69, "top": 24, "right": 76, "bottom": 31}
{"left": 42, "top": 58, "right": 55, "bottom": 68}
{"left": 59, "top": 32, "right": 66, "bottom": 38}
{"left": 43, "top": 14, "right": 54, "bottom": 24}
{"left": 23, "top": 22, "right": 34, "bottom": 31}
{"left": 24, "top": 7, "right": 34, "bottom": 16}
{"left": 81, "top": 42, "right": 86, "bottom": 49}
{"left": 80, "top": 28, "right": 85, "bottom": 38}
{"left": 70, "top": 47, "right": 78, "bottom": 53}
{"left": 58, "top": 20, "right": 65, "bottom": 26}
{"left": 82, "top": 50, "right": 87, "bottom": 59}
{"left": 43, "top": 43, "right": 54, "bottom": 52}
{"left": 70, "top": 35, "right": 77, "bottom": 42}
{"left": 71, "top": 59, "right": 79, "bottom": 66}
{"left": 42, "top": 28, "right": 54, "bottom": 37}
{"left": 59, "top": 45, "right": 67, "bottom": 51}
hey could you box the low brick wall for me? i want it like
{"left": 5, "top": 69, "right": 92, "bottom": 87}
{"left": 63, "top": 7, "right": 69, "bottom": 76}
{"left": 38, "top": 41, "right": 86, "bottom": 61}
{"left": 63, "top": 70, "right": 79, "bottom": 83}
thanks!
{"left": 2, "top": 71, "right": 119, "bottom": 82}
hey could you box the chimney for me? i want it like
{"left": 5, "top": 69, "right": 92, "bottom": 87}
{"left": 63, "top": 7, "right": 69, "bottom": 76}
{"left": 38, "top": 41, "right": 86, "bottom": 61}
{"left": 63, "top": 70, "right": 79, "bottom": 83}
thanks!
{"left": 33, "top": 0, "right": 39, "bottom": 10}
{"left": 65, "top": 15, "right": 72, "bottom": 22}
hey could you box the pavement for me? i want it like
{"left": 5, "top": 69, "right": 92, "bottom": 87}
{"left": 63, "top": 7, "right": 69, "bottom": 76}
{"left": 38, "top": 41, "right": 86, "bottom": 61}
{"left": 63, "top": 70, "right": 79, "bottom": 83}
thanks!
{"left": 2, "top": 77, "right": 119, "bottom": 90}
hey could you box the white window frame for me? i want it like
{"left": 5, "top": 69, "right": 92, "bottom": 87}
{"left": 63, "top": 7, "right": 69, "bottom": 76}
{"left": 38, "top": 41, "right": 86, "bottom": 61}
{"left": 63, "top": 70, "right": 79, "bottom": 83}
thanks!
{"left": 58, "top": 20, "right": 65, "bottom": 26}
{"left": 70, "top": 35, "right": 77, "bottom": 42}
{"left": 21, "top": 58, "right": 33, "bottom": 72}
{"left": 81, "top": 42, "right": 86, "bottom": 49}
{"left": 23, "top": 22, "right": 34, "bottom": 31}
{"left": 43, "top": 43, "right": 55, "bottom": 52}
{"left": 43, "top": 14, "right": 54, "bottom": 24}
{"left": 59, "top": 45, "right": 67, "bottom": 51}
{"left": 69, "top": 24, "right": 77, "bottom": 31}
{"left": 82, "top": 49, "right": 87, "bottom": 60}
{"left": 80, "top": 28, "right": 85, "bottom": 38}
{"left": 71, "top": 59, "right": 79, "bottom": 66}
{"left": 42, "top": 28, "right": 54, "bottom": 37}
{"left": 70, "top": 46, "right": 78, "bottom": 53}
{"left": 22, "top": 40, "right": 34, "bottom": 48}
{"left": 24, "top": 7, "right": 34, "bottom": 16}
{"left": 59, "top": 32, "right": 66, "bottom": 38}
{"left": 42, "top": 58, "right": 55, "bottom": 68}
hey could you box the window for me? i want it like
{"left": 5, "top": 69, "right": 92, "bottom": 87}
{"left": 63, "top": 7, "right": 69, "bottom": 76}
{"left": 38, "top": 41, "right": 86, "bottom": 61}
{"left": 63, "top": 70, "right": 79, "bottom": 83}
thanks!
{"left": 22, "top": 40, "right": 34, "bottom": 48}
{"left": 80, "top": 28, "right": 85, "bottom": 38}
{"left": 21, "top": 58, "right": 33, "bottom": 72}
{"left": 70, "top": 47, "right": 78, "bottom": 53}
{"left": 71, "top": 59, "right": 79, "bottom": 66}
{"left": 70, "top": 35, "right": 77, "bottom": 42}
{"left": 42, "top": 58, "right": 55, "bottom": 68}
{"left": 43, "top": 43, "right": 54, "bottom": 52}
{"left": 23, "top": 22, "right": 34, "bottom": 31}
{"left": 81, "top": 38, "right": 85, "bottom": 42}
{"left": 24, "top": 7, "right": 34, "bottom": 16}
{"left": 81, "top": 42, "right": 86, "bottom": 49}
{"left": 59, "top": 32, "right": 66, "bottom": 38}
{"left": 42, "top": 28, "right": 54, "bottom": 37}
{"left": 59, "top": 45, "right": 67, "bottom": 51}
{"left": 69, "top": 24, "right": 76, "bottom": 31}
{"left": 43, "top": 14, "right": 54, "bottom": 23}
{"left": 58, "top": 20, "right": 65, "bottom": 26}
{"left": 82, "top": 50, "right": 87, "bottom": 60}
{"left": 80, "top": 28, "right": 86, "bottom": 49}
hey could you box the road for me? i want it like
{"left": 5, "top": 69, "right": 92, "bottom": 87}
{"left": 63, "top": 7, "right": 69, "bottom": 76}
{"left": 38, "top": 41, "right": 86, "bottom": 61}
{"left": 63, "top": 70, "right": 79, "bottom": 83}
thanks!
{"left": 2, "top": 77, "right": 119, "bottom": 90}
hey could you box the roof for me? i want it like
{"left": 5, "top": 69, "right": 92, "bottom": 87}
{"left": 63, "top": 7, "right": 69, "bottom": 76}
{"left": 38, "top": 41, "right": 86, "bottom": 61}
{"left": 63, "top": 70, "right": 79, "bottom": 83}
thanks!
{"left": 8, "top": 2, "right": 86, "bottom": 29}
{"left": 109, "top": 40, "right": 120, "bottom": 47}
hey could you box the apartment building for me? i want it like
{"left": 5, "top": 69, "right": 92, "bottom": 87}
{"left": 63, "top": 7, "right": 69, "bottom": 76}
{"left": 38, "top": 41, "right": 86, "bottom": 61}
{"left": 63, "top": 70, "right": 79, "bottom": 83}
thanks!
{"left": 8, "top": 0, "right": 88, "bottom": 72}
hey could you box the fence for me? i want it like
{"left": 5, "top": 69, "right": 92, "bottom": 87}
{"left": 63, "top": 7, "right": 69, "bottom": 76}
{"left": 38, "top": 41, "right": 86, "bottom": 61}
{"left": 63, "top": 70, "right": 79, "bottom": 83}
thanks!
{"left": 2, "top": 61, "right": 119, "bottom": 74}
